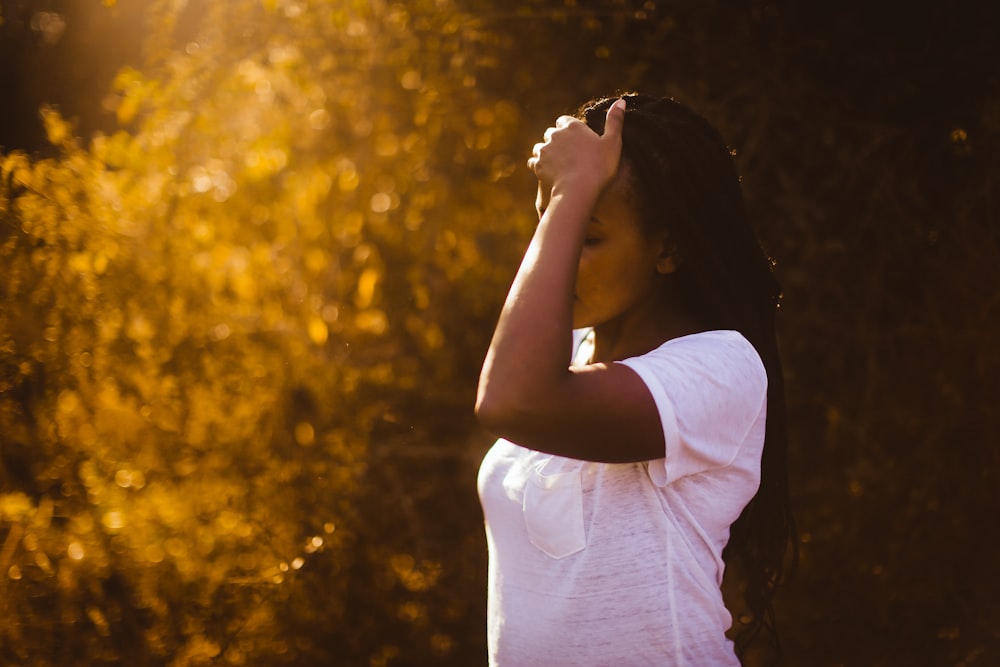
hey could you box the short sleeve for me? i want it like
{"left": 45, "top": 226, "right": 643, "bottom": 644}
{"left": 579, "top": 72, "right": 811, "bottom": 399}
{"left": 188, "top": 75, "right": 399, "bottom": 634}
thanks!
{"left": 616, "top": 331, "right": 767, "bottom": 487}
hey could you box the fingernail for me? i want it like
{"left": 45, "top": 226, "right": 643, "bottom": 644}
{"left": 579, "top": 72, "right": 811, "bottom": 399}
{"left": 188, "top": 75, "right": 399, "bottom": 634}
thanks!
{"left": 612, "top": 99, "right": 626, "bottom": 112}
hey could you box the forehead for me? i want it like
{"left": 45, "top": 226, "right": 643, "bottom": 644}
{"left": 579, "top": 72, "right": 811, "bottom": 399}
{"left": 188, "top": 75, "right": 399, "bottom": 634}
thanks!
{"left": 591, "top": 165, "right": 639, "bottom": 224}
{"left": 535, "top": 162, "right": 637, "bottom": 219}
{"left": 535, "top": 161, "right": 634, "bottom": 205}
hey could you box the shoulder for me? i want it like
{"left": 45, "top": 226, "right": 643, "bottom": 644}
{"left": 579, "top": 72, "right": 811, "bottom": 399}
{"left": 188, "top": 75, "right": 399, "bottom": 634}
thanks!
{"left": 650, "top": 329, "right": 761, "bottom": 360}
{"left": 618, "top": 331, "right": 768, "bottom": 483}
{"left": 621, "top": 330, "right": 767, "bottom": 395}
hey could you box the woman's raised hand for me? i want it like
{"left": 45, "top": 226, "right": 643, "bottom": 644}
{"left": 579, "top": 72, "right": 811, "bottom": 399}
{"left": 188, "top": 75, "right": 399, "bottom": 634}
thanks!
{"left": 527, "top": 99, "right": 626, "bottom": 201}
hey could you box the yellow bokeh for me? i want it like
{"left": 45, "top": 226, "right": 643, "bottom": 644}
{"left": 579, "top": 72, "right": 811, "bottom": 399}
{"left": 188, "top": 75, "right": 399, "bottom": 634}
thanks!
{"left": 0, "top": 0, "right": 535, "bottom": 662}
{"left": 308, "top": 317, "right": 328, "bottom": 345}
{"left": 294, "top": 421, "right": 316, "bottom": 446}
{"left": 355, "top": 267, "right": 379, "bottom": 309}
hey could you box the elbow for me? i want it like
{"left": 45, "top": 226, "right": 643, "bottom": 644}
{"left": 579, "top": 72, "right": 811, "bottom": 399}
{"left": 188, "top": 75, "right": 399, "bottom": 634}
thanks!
{"left": 475, "top": 385, "right": 523, "bottom": 436}
{"left": 474, "top": 389, "right": 504, "bottom": 434}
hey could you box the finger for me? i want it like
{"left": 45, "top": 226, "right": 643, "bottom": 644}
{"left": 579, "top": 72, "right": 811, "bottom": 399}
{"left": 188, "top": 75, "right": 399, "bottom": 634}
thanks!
{"left": 602, "top": 98, "right": 626, "bottom": 140}
{"left": 527, "top": 143, "right": 544, "bottom": 171}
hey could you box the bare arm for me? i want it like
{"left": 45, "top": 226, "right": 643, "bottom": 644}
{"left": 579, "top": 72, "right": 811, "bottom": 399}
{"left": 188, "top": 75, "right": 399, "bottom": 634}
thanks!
{"left": 475, "top": 101, "right": 665, "bottom": 463}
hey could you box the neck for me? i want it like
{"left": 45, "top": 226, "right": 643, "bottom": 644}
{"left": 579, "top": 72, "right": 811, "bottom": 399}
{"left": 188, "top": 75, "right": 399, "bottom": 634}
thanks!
{"left": 591, "top": 279, "right": 705, "bottom": 363}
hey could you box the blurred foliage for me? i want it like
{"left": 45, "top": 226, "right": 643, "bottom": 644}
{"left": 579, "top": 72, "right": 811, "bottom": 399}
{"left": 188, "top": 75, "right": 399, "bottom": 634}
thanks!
{"left": 2, "top": 0, "right": 999, "bottom": 665}
{"left": 1, "top": 0, "right": 532, "bottom": 664}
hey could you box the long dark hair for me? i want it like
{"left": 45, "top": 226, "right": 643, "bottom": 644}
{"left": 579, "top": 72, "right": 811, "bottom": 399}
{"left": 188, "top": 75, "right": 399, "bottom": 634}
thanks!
{"left": 579, "top": 94, "right": 796, "bottom": 661}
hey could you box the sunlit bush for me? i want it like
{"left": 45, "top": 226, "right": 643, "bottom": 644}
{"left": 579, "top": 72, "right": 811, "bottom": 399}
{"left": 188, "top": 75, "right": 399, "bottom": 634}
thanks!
{"left": 0, "top": 1, "right": 532, "bottom": 664}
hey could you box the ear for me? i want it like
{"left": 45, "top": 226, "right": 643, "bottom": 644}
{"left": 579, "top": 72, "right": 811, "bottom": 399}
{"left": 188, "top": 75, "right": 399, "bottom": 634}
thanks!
{"left": 656, "top": 253, "right": 678, "bottom": 275}
{"left": 654, "top": 233, "right": 679, "bottom": 274}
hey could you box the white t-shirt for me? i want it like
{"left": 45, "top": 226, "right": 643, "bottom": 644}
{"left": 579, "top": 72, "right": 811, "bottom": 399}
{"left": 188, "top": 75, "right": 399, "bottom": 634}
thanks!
{"left": 477, "top": 329, "right": 767, "bottom": 666}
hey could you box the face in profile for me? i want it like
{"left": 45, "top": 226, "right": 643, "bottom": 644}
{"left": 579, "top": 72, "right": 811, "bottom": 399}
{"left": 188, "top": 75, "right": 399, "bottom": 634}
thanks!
{"left": 536, "top": 165, "right": 674, "bottom": 331}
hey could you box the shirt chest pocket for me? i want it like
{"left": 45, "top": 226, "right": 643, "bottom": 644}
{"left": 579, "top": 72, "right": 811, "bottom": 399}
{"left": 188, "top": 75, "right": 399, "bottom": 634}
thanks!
{"left": 522, "top": 461, "right": 587, "bottom": 559}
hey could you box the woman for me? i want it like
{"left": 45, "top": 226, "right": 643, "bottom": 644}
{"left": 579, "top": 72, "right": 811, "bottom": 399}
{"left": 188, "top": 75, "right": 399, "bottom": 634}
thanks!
{"left": 476, "top": 94, "right": 795, "bottom": 665}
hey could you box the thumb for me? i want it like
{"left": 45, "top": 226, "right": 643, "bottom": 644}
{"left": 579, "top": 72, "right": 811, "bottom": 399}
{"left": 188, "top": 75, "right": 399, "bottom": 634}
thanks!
{"left": 602, "top": 98, "right": 626, "bottom": 140}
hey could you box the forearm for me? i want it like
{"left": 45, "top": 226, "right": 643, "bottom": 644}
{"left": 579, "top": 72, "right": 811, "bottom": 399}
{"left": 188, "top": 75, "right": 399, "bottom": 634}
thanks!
{"left": 476, "top": 186, "right": 598, "bottom": 424}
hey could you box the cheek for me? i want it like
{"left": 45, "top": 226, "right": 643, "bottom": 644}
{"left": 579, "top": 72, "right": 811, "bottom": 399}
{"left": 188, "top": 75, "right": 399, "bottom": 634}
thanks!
{"left": 575, "top": 252, "right": 601, "bottom": 294}
{"left": 576, "top": 244, "right": 656, "bottom": 305}
{"left": 574, "top": 253, "right": 623, "bottom": 316}
{"left": 577, "top": 245, "right": 630, "bottom": 287}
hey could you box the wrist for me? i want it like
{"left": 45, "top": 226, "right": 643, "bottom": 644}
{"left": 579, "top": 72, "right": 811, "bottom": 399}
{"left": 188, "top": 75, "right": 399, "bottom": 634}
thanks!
{"left": 549, "top": 178, "right": 604, "bottom": 209}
